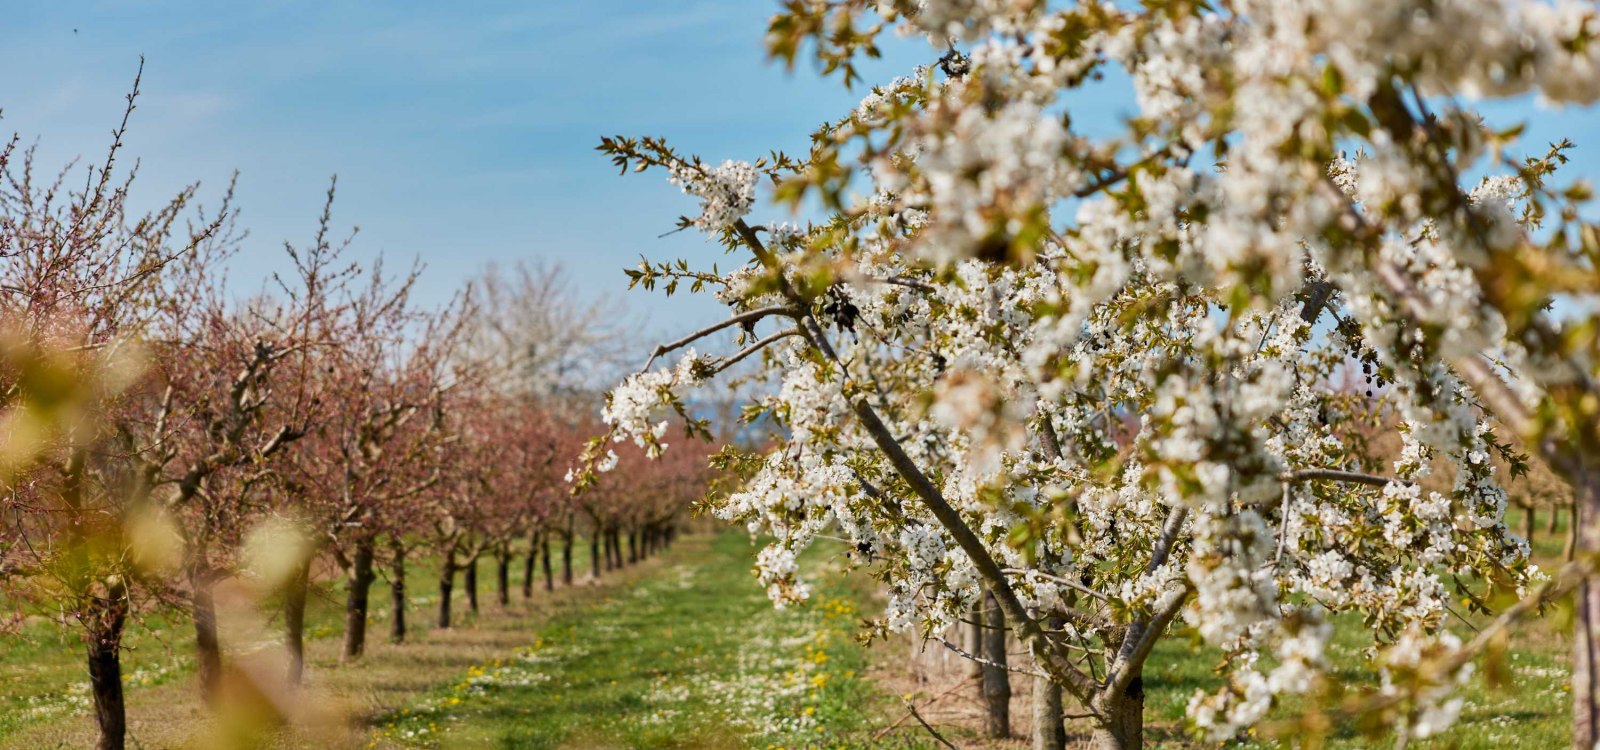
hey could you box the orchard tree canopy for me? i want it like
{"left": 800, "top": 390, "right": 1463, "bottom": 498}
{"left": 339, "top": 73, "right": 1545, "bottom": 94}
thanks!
{"left": 589, "top": 1, "right": 1600, "bottom": 747}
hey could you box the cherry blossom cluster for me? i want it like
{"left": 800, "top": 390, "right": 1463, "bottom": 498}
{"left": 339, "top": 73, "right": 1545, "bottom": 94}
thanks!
{"left": 598, "top": 0, "right": 1600, "bottom": 745}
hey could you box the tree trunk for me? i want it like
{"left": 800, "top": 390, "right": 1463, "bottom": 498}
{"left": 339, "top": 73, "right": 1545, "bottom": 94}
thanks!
{"left": 496, "top": 552, "right": 511, "bottom": 606}
{"left": 191, "top": 569, "right": 222, "bottom": 706}
{"left": 1090, "top": 679, "right": 1145, "bottom": 750}
{"left": 542, "top": 537, "right": 554, "bottom": 592}
{"left": 967, "top": 598, "right": 985, "bottom": 680}
{"left": 590, "top": 534, "right": 602, "bottom": 579}
{"left": 342, "top": 541, "right": 375, "bottom": 661}
{"left": 464, "top": 555, "right": 479, "bottom": 614}
{"left": 981, "top": 589, "right": 1011, "bottom": 739}
{"left": 1522, "top": 501, "right": 1537, "bottom": 543}
{"left": 522, "top": 532, "right": 538, "bottom": 599}
{"left": 1572, "top": 479, "right": 1600, "bottom": 749}
{"left": 87, "top": 581, "right": 129, "bottom": 750}
{"left": 1033, "top": 616, "right": 1066, "bottom": 750}
{"left": 604, "top": 530, "right": 617, "bottom": 571}
{"left": 438, "top": 553, "right": 456, "bottom": 629}
{"left": 628, "top": 529, "right": 638, "bottom": 565}
{"left": 1550, "top": 504, "right": 1563, "bottom": 535}
{"left": 1568, "top": 505, "right": 1581, "bottom": 561}
{"left": 561, "top": 533, "right": 574, "bottom": 585}
{"left": 389, "top": 535, "right": 407, "bottom": 644}
{"left": 285, "top": 556, "right": 311, "bottom": 686}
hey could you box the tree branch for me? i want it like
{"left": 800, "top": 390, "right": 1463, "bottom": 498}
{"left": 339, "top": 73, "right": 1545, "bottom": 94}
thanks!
{"left": 730, "top": 218, "right": 1101, "bottom": 705}
{"left": 639, "top": 304, "right": 796, "bottom": 373}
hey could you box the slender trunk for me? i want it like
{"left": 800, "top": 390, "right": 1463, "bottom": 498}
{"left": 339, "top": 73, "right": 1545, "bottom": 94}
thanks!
{"left": 342, "top": 541, "right": 375, "bottom": 661}
{"left": 1522, "top": 501, "right": 1537, "bottom": 543}
{"left": 389, "top": 535, "right": 407, "bottom": 644}
{"left": 496, "top": 552, "right": 511, "bottom": 607}
{"left": 590, "top": 534, "right": 602, "bottom": 579}
{"left": 981, "top": 589, "right": 1011, "bottom": 738}
{"left": 628, "top": 529, "right": 638, "bottom": 565}
{"left": 1572, "top": 477, "right": 1600, "bottom": 749}
{"left": 561, "top": 533, "right": 574, "bottom": 585}
{"left": 285, "top": 556, "right": 310, "bottom": 685}
{"left": 190, "top": 568, "right": 222, "bottom": 706}
{"left": 1550, "top": 504, "right": 1563, "bottom": 535}
{"left": 1569, "top": 505, "right": 1582, "bottom": 561}
{"left": 542, "top": 537, "right": 554, "bottom": 592}
{"left": 464, "top": 555, "right": 479, "bottom": 614}
{"left": 1090, "top": 678, "right": 1145, "bottom": 750}
{"left": 604, "top": 530, "right": 617, "bottom": 571}
{"left": 1033, "top": 617, "right": 1066, "bottom": 750}
{"left": 522, "top": 532, "right": 538, "bottom": 599}
{"left": 967, "top": 597, "right": 985, "bottom": 680}
{"left": 88, "top": 580, "right": 129, "bottom": 750}
{"left": 438, "top": 552, "right": 456, "bottom": 629}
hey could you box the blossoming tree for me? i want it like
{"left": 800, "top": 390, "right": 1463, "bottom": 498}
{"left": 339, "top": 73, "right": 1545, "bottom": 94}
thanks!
{"left": 0, "top": 73, "right": 239, "bottom": 748}
{"left": 591, "top": 1, "right": 1600, "bottom": 747}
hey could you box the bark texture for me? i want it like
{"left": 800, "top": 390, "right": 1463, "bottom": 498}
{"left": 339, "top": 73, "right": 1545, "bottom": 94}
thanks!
{"left": 438, "top": 554, "right": 456, "bottom": 629}
{"left": 981, "top": 589, "right": 1011, "bottom": 739}
{"left": 341, "top": 541, "right": 375, "bottom": 661}
{"left": 389, "top": 537, "right": 407, "bottom": 644}
{"left": 284, "top": 557, "right": 311, "bottom": 685}
{"left": 88, "top": 581, "right": 129, "bottom": 750}
{"left": 190, "top": 569, "right": 222, "bottom": 705}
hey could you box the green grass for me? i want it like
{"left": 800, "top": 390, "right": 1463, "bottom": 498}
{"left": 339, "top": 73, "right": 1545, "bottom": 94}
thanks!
{"left": 0, "top": 548, "right": 507, "bottom": 742}
{"left": 0, "top": 517, "right": 1581, "bottom": 749}
{"left": 1138, "top": 610, "right": 1571, "bottom": 749}
{"left": 371, "top": 533, "right": 919, "bottom": 750}
{"left": 1134, "top": 505, "right": 1574, "bottom": 748}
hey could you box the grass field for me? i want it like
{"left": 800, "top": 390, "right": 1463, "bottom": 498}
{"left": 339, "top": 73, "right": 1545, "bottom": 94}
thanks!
{"left": 0, "top": 516, "right": 1581, "bottom": 749}
{"left": 1131, "top": 504, "right": 1574, "bottom": 749}
{"left": 0, "top": 534, "right": 915, "bottom": 750}
{"left": 0, "top": 542, "right": 700, "bottom": 749}
{"left": 368, "top": 532, "right": 913, "bottom": 749}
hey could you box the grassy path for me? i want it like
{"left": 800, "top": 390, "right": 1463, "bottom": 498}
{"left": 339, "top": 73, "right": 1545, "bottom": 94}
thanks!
{"left": 2, "top": 523, "right": 1575, "bottom": 749}
{"left": 0, "top": 536, "right": 762, "bottom": 749}
{"left": 371, "top": 533, "right": 906, "bottom": 750}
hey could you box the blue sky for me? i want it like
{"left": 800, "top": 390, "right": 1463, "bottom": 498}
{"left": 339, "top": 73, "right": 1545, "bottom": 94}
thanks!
{"left": 3, "top": 2, "right": 1597, "bottom": 337}
{"left": 0, "top": 1, "right": 925, "bottom": 333}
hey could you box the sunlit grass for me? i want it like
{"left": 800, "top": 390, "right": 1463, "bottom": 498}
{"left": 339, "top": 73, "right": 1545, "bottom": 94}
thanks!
{"left": 372, "top": 533, "right": 917, "bottom": 750}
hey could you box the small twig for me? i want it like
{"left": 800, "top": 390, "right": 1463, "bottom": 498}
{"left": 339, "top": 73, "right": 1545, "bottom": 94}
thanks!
{"left": 1001, "top": 567, "right": 1110, "bottom": 602}
{"left": 1280, "top": 468, "right": 1397, "bottom": 487}
{"left": 871, "top": 676, "right": 975, "bottom": 741}
{"left": 638, "top": 304, "right": 795, "bottom": 373}
{"left": 906, "top": 698, "right": 959, "bottom": 750}
{"left": 938, "top": 638, "right": 1048, "bottom": 678}
{"left": 873, "top": 275, "right": 936, "bottom": 292}
{"left": 705, "top": 328, "right": 802, "bottom": 376}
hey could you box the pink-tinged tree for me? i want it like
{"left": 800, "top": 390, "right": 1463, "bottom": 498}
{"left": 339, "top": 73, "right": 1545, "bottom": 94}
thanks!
{"left": 589, "top": 2, "right": 1600, "bottom": 747}
{"left": 424, "top": 384, "right": 503, "bottom": 628}
{"left": 131, "top": 199, "right": 333, "bottom": 705}
{"left": 481, "top": 399, "right": 560, "bottom": 607}
{"left": 273, "top": 201, "right": 464, "bottom": 666}
{"left": 0, "top": 70, "right": 236, "bottom": 750}
{"left": 461, "top": 262, "right": 638, "bottom": 591}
